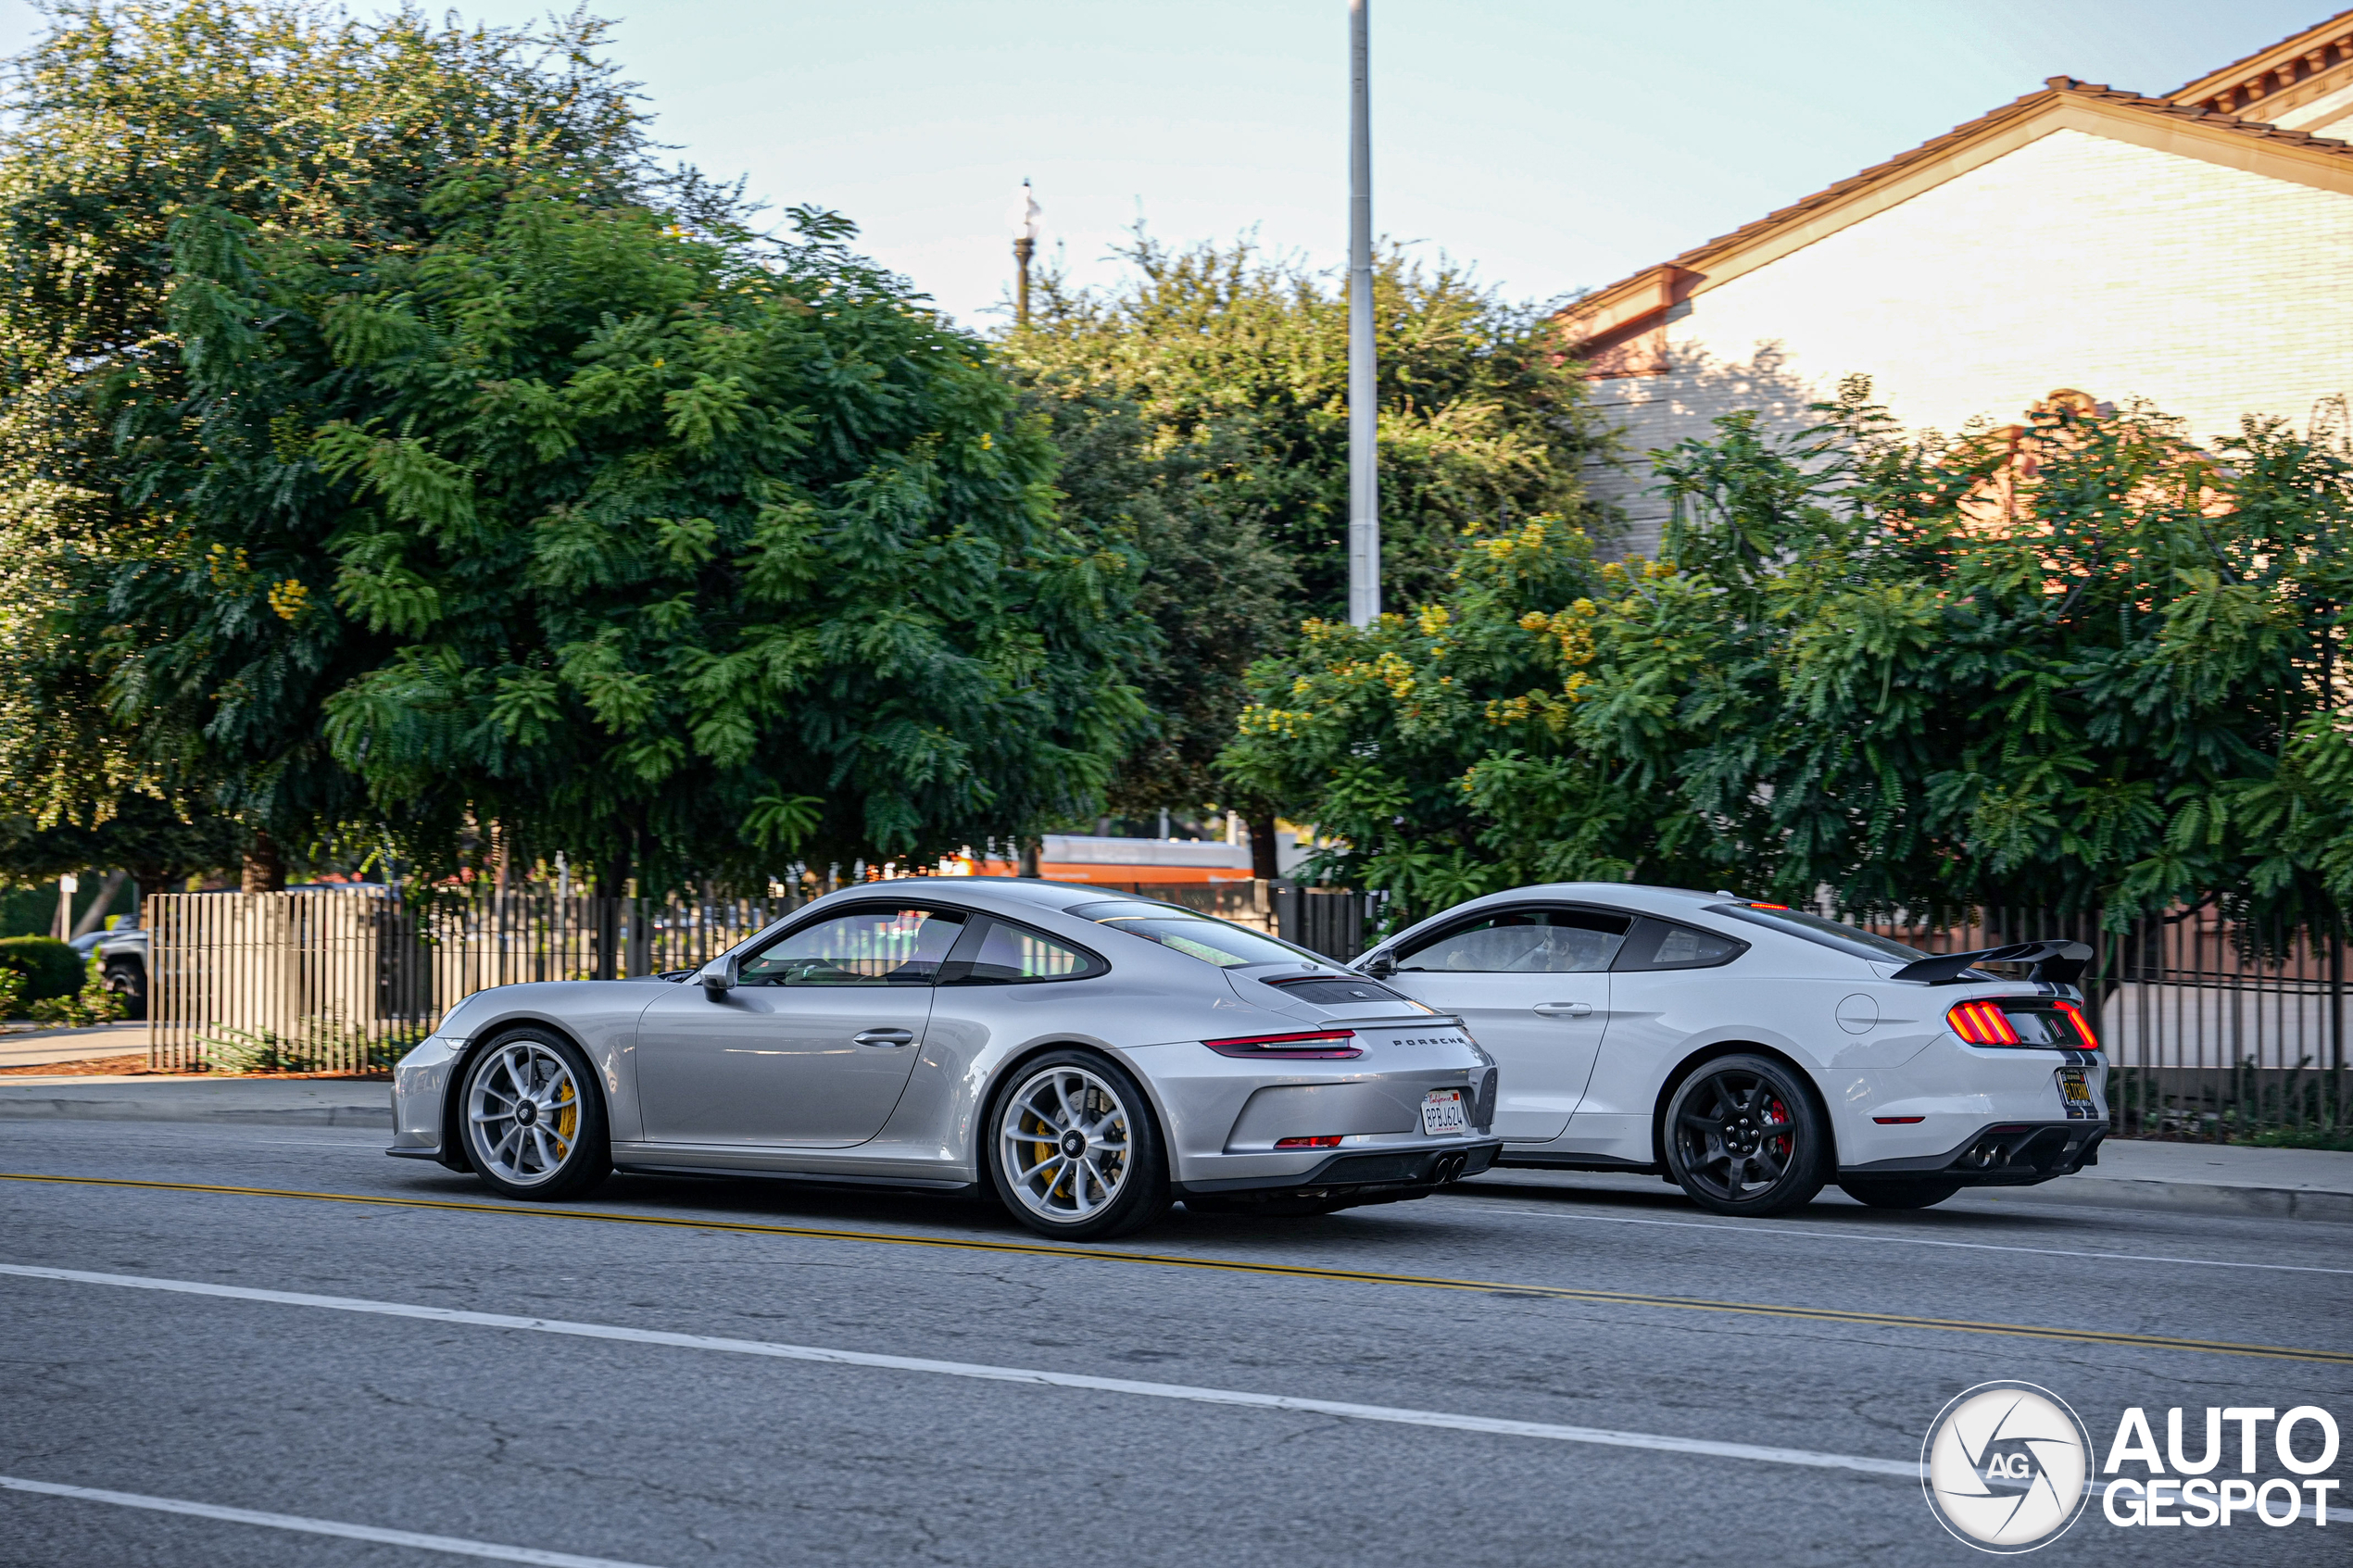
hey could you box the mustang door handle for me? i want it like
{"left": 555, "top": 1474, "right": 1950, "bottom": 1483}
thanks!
{"left": 851, "top": 1028, "right": 916, "bottom": 1047}
{"left": 1532, "top": 1002, "right": 1592, "bottom": 1018}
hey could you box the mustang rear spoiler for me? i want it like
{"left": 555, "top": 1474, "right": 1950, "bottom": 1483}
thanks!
{"left": 1891, "top": 939, "right": 2092, "bottom": 986}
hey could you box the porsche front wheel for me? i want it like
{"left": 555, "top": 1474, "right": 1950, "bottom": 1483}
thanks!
{"left": 459, "top": 1030, "right": 610, "bottom": 1201}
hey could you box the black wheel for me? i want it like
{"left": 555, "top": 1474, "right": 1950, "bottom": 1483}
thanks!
{"left": 102, "top": 958, "right": 146, "bottom": 1021}
{"left": 987, "top": 1049, "right": 1172, "bottom": 1240}
{"left": 458, "top": 1030, "right": 610, "bottom": 1201}
{"left": 1663, "top": 1054, "right": 1830, "bottom": 1217}
{"left": 1839, "top": 1178, "right": 1963, "bottom": 1210}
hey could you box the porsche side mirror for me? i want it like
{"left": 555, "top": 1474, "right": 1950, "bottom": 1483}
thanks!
{"left": 1359, "top": 952, "right": 1396, "bottom": 978}
{"left": 700, "top": 953, "right": 741, "bottom": 999}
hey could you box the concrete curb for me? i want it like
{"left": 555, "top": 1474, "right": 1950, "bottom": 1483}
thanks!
{"left": 1968, "top": 1174, "right": 2353, "bottom": 1224}
{"left": 0, "top": 1079, "right": 391, "bottom": 1129}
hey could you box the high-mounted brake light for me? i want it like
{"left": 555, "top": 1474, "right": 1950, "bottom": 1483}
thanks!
{"left": 1744, "top": 902, "right": 1792, "bottom": 910}
{"left": 2053, "top": 998, "right": 2100, "bottom": 1050}
{"left": 1202, "top": 1029, "right": 1362, "bottom": 1060}
{"left": 1945, "top": 999, "right": 2021, "bottom": 1046}
{"left": 1275, "top": 1135, "right": 1344, "bottom": 1148}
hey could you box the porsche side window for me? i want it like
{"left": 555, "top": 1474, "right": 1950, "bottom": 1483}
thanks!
{"left": 737, "top": 907, "right": 963, "bottom": 986}
{"left": 1395, "top": 909, "right": 1630, "bottom": 973}
{"left": 1614, "top": 916, "right": 1747, "bottom": 972}
{"left": 945, "top": 918, "right": 1104, "bottom": 985}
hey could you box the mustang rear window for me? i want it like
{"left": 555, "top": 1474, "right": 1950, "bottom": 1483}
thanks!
{"left": 1706, "top": 903, "right": 1926, "bottom": 964}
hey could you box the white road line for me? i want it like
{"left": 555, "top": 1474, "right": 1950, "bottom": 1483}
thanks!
{"left": 1472, "top": 1202, "right": 2353, "bottom": 1276}
{"left": 9, "top": 1263, "right": 2348, "bottom": 1526}
{"left": 0, "top": 1474, "right": 664, "bottom": 1567}
{"left": 0, "top": 1261, "right": 1915, "bottom": 1478}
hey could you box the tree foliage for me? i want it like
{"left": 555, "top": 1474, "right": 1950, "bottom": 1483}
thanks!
{"left": 1002, "top": 232, "right": 1611, "bottom": 812}
{"left": 1224, "top": 383, "right": 2353, "bottom": 931}
{"left": 0, "top": 1, "right": 1145, "bottom": 888}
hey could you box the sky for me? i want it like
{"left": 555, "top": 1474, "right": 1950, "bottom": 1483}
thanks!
{"left": 0, "top": 1, "right": 2334, "bottom": 328}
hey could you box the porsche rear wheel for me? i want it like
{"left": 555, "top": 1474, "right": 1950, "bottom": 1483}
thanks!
{"left": 1663, "top": 1054, "right": 1829, "bottom": 1217}
{"left": 459, "top": 1030, "right": 610, "bottom": 1201}
{"left": 988, "top": 1050, "right": 1170, "bottom": 1240}
{"left": 1839, "top": 1177, "right": 1963, "bottom": 1210}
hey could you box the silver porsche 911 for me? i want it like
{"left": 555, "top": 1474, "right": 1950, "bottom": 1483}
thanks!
{"left": 389, "top": 879, "right": 1500, "bottom": 1237}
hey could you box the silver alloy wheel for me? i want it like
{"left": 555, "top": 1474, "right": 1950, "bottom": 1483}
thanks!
{"left": 998, "top": 1062, "right": 1134, "bottom": 1224}
{"left": 467, "top": 1040, "right": 582, "bottom": 1186}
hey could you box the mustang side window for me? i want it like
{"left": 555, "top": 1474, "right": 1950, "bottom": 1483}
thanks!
{"left": 1396, "top": 909, "right": 1630, "bottom": 973}
{"left": 1613, "top": 916, "right": 1747, "bottom": 972}
{"left": 737, "top": 907, "right": 963, "bottom": 986}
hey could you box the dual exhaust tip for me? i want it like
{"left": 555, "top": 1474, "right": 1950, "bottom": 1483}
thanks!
{"left": 1429, "top": 1151, "right": 1469, "bottom": 1184}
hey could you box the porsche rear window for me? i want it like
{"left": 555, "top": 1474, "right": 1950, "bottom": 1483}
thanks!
{"left": 1070, "top": 901, "right": 1324, "bottom": 968}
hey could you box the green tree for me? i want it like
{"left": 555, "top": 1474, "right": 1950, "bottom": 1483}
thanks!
{"left": 1226, "top": 383, "right": 2353, "bottom": 933}
{"left": 1002, "top": 232, "right": 1612, "bottom": 856}
{"left": 0, "top": 1, "right": 1146, "bottom": 889}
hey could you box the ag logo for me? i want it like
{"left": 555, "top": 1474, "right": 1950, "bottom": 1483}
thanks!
{"left": 1923, "top": 1382, "right": 2094, "bottom": 1552}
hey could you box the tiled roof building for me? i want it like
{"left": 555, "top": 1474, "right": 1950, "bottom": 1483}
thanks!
{"left": 1569, "top": 11, "right": 2353, "bottom": 558}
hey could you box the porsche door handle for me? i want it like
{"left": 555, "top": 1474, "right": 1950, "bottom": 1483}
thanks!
{"left": 1531, "top": 1002, "right": 1592, "bottom": 1018}
{"left": 852, "top": 1028, "right": 916, "bottom": 1047}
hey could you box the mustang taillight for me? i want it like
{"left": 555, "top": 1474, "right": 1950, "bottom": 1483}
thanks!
{"left": 1946, "top": 1000, "right": 2021, "bottom": 1046}
{"left": 1946, "top": 997, "right": 2102, "bottom": 1050}
{"left": 2053, "top": 999, "right": 2100, "bottom": 1050}
{"left": 1202, "top": 1029, "right": 1362, "bottom": 1060}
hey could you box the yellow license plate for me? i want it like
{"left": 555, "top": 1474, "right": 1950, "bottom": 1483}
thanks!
{"left": 2057, "top": 1068, "right": 2091, "bottom": 1104}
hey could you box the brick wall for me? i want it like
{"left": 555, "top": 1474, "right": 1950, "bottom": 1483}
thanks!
{"left": 1589, "top": 128, "right": 2353, "bottom": 559}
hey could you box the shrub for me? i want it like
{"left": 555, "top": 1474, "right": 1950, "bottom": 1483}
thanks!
{"left": 0, "top": 965, "right": 21, "bottom": 1017}
{"left": 26, "top": 957, "right": 126, "bottom": 1028}
{"left": 0, "top": 935, "right": 86, "bottom": 1002}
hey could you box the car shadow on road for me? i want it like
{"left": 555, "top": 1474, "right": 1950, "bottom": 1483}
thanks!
{"left": 1447, "top": 1174, "right": 2120, "bottom": 1236}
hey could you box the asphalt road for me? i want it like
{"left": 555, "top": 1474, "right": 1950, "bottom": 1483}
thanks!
{"left": 1, "top": 1119, "right": 2346, "bottom": 1568}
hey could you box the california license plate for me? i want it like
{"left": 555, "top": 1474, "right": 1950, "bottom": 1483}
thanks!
{"left": 2056, "top": 1067, "right": 2094, "bottom": 1119}
{"left": 1420, "top": 1088, "right": 1468, "bottom": 1136}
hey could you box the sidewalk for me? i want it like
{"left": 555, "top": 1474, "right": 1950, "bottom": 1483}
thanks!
{"left": 0, "top": 1074, "right": 391, "bottom": 1129}
{"left": 1466, "top": 1137, "right": 2353, "bottom": 1224}
{"left": 0, "top": 1022, "right": 149, "bottom": 1070}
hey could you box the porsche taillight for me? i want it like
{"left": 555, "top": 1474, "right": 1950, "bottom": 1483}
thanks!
{"left": 1946, "top": 999, "right": 2021, "bottom": 1046}
{"left": 1202, "top": 1029, "right": 1363, "bottom": 1060}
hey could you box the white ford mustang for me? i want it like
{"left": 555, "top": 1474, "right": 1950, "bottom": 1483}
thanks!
{"left": 1355, "top": 884, "right": 2107, "bottom": 1215}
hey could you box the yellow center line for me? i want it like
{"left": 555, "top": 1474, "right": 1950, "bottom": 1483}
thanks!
{"left": 5, "top": 1172, "right": 2346, "bottom": 1366}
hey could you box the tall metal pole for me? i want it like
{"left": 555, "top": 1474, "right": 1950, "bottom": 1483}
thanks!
{"left": 1345, "top": 0, "right": 1379, "bottom": 627}
{"left": 1013, "top": 178, "right": 1040, "bottom": 327}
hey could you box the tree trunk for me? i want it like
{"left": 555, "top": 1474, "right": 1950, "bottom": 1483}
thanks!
{"left": 1248, "top": 816, "right": 1280, "bottom": 882}
{"left": 241, "top": 832, "right": 286, "bottom": 893}
{"left": 69, "top": 870, "right": 127, "bottom": 938}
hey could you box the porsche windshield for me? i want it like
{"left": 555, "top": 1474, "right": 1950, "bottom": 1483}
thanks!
{"left": 1070, "top": 900, "right": 1323, "bottom": 969}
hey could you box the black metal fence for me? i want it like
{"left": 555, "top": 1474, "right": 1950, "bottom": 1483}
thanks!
{"left": 1862, "top": 907, "right": 2348, "bottom": 1145}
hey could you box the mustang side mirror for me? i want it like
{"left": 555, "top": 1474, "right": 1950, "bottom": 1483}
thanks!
{"left": 1359, "top": 952, "right": 1396, "bottom": 979}
{"left": 700, "top": 953, "right": 741, "bottom": 1000}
